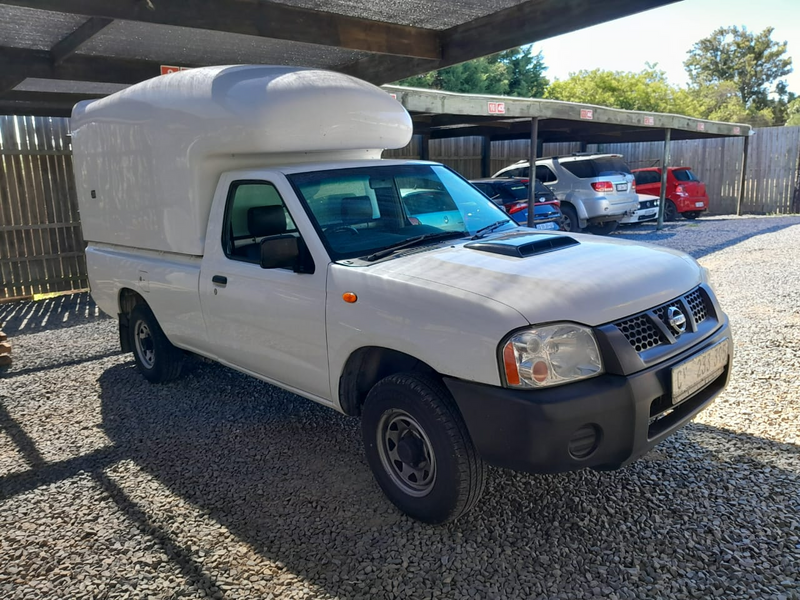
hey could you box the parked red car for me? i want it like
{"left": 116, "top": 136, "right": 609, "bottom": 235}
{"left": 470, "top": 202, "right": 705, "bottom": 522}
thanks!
{"left": 632, "top": 167, "right": 709, "bottom": 221}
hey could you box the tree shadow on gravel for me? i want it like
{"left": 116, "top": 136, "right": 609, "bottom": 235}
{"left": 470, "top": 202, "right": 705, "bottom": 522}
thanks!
{"left": 97, "top": 361, "right": 800, "bottom": 599}
{"left": 0, "top": 292, "right": 108, "bottom": 337}
{"left": 615, "top": 216, "right": 800, "bottom": 259}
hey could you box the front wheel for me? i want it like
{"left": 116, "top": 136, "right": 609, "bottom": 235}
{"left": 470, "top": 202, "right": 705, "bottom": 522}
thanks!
{"left": 361, "top": 373, "right": 485, "bottom": 523}
{"left": 129, "top": 305, "right": 184, "bottom": 383}
{"left": 585, "top": 220, "right": 619, "bottom": 235}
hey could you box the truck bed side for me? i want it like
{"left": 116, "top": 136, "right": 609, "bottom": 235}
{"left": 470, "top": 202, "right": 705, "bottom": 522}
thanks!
{"left": 86, "top": 244, "right": 207, "bottom": 353}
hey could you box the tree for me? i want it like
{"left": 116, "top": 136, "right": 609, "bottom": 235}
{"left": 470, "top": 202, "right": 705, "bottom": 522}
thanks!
{"left": 787, "top": 98, "right": 800, "bottom": 127}
{"left": 394, "top": 46, "right": 548, "bottom": 98}
{"left": 544, "top": 67, "right": 691, "bottom": 114}
{"left": 494, "top": 48, "right": 549, "bottom": 98}
{"left": 684, "top": 26, "right": 793, "bottom": 110}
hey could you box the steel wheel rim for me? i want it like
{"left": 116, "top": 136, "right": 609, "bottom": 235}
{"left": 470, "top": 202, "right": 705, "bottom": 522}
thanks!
{"left": 377, "top": 409, "right": 436, "bottom": 497}
{"left": 134, "top": 321, "right": 155, "bottom": 368}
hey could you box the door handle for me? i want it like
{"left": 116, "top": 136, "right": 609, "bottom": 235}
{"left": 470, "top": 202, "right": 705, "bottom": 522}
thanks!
{"left": 212, "top": 275, "right": 227, "bottom": 287}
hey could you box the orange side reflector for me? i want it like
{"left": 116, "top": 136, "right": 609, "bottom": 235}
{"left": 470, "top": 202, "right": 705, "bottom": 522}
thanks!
{"left": 503, "top": 343, "right": 520, "bottom": 386}
{"left": 342, "top": 292, "right": 358, "bottom": 303}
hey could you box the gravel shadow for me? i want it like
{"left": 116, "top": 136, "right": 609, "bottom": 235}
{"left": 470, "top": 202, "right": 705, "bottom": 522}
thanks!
{"left": 0, "top": 292, "right": 108, "bottom": 337}
{"left": 96, "top": 361, "right": 800, "bottom": 599}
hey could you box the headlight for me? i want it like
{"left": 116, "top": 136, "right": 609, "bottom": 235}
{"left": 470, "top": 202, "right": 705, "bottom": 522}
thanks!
{"left": 501, "top": 323, "right": 603, "bottom": 388}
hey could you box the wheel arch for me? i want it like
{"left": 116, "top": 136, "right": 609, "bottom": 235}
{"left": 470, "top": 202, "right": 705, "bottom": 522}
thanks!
{"left": 117, "top": 288, "right": 149, "bottom": 352}
{"left": 338, "top": 346, "right": 438, "bottom": 416}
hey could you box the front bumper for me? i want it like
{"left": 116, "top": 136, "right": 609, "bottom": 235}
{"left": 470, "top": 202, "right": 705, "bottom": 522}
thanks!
{"left": 444, "top": 318, "right": 732, "bottom": 474}
{"left": 620, "top": 208, "right": 658, "bottom": 224}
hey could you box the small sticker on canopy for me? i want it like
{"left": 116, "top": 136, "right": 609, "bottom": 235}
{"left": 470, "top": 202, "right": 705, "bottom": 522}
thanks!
{"left": 160, "top": 65, "right": 192, "bottom": 75}
{"left": 580, "top": 109, "right": 594, "bottom": 120}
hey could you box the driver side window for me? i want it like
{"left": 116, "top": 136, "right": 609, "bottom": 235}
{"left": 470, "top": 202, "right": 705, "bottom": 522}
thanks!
{"left": 222, "top": 181, "right": 300, "bottom": 264}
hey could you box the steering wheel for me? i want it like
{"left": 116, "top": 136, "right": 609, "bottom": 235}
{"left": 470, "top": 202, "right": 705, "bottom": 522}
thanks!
{"left": 325, "top": 225, "right": 359, "bottom": 235}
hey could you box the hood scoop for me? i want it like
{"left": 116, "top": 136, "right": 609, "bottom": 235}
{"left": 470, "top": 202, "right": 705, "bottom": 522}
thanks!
{"left": 465, "top": 233, "right": 579, "bottom": 258}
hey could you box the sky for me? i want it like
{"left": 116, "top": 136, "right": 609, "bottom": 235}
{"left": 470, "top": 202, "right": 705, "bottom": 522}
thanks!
{"left": 534, "top": 0, "right": 800, "bottom": 93}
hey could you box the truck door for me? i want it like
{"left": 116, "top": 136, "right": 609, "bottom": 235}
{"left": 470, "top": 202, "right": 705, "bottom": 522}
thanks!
{"left": 199, "top": 175, "right": 331, "bottom": 403}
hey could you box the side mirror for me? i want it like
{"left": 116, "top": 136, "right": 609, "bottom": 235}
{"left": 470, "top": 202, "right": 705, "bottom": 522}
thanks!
{"left": 260, "top": 235, "right": 299, "bottom": 270}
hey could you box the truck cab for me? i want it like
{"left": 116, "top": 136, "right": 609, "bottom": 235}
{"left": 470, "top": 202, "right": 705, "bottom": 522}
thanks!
{"left": 72, "top": 66, "right": 732, "bottom": 523}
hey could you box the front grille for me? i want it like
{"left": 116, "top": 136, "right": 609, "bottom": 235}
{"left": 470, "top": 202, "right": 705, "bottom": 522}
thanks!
{"left": 685, "top": 288, "right": 708, "bottom": 324}
{"left": 616, "top": 314, "right": 666, "bottom": 352}
{"left": 615, "top": 287, "right": 712, "bottom": 353}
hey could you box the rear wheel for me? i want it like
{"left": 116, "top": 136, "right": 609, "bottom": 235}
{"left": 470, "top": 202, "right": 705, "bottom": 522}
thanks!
{"left": 361, "top": 373, "right": 485, "bottom": 523}
{"left": 586, "top": 220, "right": 619, "bottom": 235}
{"left": 129, "top": 305, "right": 184, "bottom": 383}
{"left": 560, "top": 204, "right": 580, "bottom": 233}
{"left": 664, "top": 200, "right": 679, "bottom": 222}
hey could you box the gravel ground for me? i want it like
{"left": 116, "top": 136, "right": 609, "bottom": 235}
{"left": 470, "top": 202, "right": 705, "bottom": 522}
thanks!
{"left": 1, "top": 215, "right": 799, "bottom": 600}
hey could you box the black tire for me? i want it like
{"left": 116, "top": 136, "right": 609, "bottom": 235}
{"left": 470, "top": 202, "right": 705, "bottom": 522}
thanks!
{"left": 664, "top": 200, "right": 679, "bottom": 222}
{"left": 361, "top": 373, "right": 485, "bottom": 524}
{"left": 684, "top": 211, "right": 700, "bottom": 220}
{"left": 560, "top": 204, "right": 580, "bottom": 233}
{"left": 586, "top": 220, "right": 620, "bottom": 235}
{"left": 128, "top": 304, "right": 184, "bottom": 383}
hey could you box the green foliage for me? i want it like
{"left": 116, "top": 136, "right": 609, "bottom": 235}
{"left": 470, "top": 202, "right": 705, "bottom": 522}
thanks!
{"left": 684, "top": 26, "right": 793, "bottom": 109}
{"left": 787, "top": 98, "right": 800, "bottom": 127}
{"left": 495, "top": 48, "right": 549, "bottom": 98}
{"left": 545, "top": 67, "right": 692, "bottom": 114}
{"left": 394, "top": 46, "right": 548, "bottom": 97}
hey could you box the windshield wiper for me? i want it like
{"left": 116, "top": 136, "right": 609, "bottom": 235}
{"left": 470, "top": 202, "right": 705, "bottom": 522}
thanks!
{"left": 365, "top": 231, "right": 464, "bottom": 262}
{"left": 471, "top": 219, "right": 511, "bottom": 240}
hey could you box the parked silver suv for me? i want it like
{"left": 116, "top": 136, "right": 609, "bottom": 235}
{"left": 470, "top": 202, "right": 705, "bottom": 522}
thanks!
{"left": 494, "top": 154, "right": 639, "bottom": 235}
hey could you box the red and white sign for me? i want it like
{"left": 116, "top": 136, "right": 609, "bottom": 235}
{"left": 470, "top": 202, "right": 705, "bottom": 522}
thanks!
{"left": 643, "top": 116, "right": 655, "bottom": 126}
{"left": 580, "top": 108, "right": 594, "bottom": 120}
{"left": 160, "top": 65, "right": 192, "bottom": 76}
{"left": 389, "top": 93, "right": 397, "bottom": 99}
{"left": 488, "top": 102, "right": 506, "bottom": 114}
{"left": 697, "top": 122, "right": 706, "bottom": 131}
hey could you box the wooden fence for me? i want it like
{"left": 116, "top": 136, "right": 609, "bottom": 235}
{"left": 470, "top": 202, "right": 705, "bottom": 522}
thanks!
{"left": 386, "top": 126, "right": 800, "bottom": 215}
{"left": 1, "top": 115, "right": 798, "bottom": 300}
{"left": 0, "top": 116, "right": 86, "bottom": 300}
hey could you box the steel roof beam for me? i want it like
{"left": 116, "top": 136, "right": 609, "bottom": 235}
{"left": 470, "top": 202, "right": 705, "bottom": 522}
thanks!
{"left": 50, "top": 16, "right": 114, "bottom": 65}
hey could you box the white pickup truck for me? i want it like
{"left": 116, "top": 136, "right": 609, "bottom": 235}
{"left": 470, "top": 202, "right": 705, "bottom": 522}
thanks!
{"left": 72, "top": 66, "right": 733, "bottom": 523}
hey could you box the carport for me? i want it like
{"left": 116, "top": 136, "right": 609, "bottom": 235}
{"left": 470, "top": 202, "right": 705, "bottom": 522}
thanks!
{"left": 0, "top": 0, "right": 681, "bottom": 117}
{"left": 383, "top": 86, "right": 753, "bottom": 226}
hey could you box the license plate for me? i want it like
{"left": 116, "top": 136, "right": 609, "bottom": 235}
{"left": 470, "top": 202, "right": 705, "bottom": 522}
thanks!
{"left": 695, "top": 202, "right": 705, "bottom": 208}
{"left": 616, "top": 183, "right": 627, "bottom": 191}
{"left": 535, "top": 221, "right": 559, "bottom": 231}
{"left": 671, "top": 339, "right": 729, "bottom": 405}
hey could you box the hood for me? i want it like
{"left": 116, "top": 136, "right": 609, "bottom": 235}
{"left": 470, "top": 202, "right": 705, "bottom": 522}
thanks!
{"left": 363, "top": 231, "right": 702, "bottom": 326}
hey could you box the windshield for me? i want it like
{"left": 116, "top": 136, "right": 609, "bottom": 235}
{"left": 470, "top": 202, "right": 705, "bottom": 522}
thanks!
{"left": 288, "top": 164, "right": 515, "bottom": 261}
